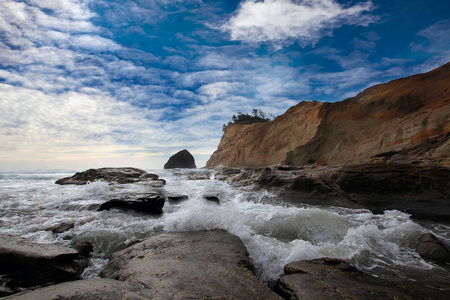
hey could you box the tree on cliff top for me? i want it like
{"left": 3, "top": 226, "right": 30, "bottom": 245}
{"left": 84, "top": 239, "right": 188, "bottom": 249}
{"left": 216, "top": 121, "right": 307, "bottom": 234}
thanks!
{"left": 223, "top": 109, "right": 274, "bottom": 131}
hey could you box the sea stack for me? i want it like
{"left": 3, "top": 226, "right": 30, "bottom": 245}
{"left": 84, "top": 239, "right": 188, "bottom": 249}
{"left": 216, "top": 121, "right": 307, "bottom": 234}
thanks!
{"left": 164, "top": 149, "right": 197, "bottom": 169}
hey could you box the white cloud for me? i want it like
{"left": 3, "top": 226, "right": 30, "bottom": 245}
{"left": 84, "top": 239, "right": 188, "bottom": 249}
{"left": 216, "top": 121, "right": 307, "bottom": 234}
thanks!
{"left": 197, "top": 81, "right": 246, "bottom": 101}
{"left": 223, "top": 0, "right": 376, "bottom": 48}
{"left": 70, "top": 35, "right": 122, "bottom": 51}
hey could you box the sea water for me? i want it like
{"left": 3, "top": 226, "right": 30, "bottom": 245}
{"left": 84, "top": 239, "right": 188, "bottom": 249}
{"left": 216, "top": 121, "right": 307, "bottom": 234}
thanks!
{"left": 0, "top": 169, "right": 449, "bottom": 287}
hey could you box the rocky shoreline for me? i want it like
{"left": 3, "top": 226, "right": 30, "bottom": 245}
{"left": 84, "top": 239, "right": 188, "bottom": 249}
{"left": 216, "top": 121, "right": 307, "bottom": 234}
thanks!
{"left": 2, "top": 230, "right": 449, "bottom": 299}
{"left": 1, "top": 167, "right": 449, "bottom": 299}
{"left": 214, "top": 161, "right": 450, "bottom": 223}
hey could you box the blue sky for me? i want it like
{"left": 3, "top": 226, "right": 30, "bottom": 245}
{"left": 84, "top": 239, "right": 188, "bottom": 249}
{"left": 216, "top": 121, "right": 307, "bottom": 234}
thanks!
{"left": 0, "top": 0, "right": 449, "bottom": 169}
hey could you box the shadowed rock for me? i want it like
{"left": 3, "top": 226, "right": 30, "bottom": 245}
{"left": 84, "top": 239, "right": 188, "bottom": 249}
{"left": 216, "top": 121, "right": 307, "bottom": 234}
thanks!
{"left": 98, "top": 193, "right": 165, "bottom": 215}
{"left": 274, "top": 258, "right": 449, "bottom": 300}
{"left": 0, "top": 235, "right": 87, "bottom": 289}
{"left": 164, "top": 149, "right": 197, "bottom": 169}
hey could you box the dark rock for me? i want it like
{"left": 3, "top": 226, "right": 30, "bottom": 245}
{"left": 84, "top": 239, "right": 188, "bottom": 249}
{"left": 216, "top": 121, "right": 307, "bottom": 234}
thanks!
{"left": 416, "top": 233, "right": 450, "bottom": 263}
{"left": 72, "top": 241, "right": 94, "bottom": 258}
{"left": 55, "top": 167, "right": 164, "bottom": 185}
{"left": 98, "top": 193, "right": 165, "bottom": 215}
{"left": 274, "top": 257, "right": 447, "bottom": 300}
{"left": 164, "top": 149, "right": 197, "bottom": 169}
{"left": 101, "top": 230, "right": 280, "bottom": 299}
{"left": 45, "top": 222, "right": 75, "bottom": 234}
{"left": 203, "top": 195, "right": 220, "bottom": 204}
{"left": 167, "top": 194, "right": 189, "bottom": 203}
{"left": 0, "top": 235, "right": 88, "bottom": 289}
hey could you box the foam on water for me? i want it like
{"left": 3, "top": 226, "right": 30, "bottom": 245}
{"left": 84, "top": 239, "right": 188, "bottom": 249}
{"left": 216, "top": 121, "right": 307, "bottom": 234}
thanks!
{"left": 0, "top": 169, "right": 449, "bottom": 286}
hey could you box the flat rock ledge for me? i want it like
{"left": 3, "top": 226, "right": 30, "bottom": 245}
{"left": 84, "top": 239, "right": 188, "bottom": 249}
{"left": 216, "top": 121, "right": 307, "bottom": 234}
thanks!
{"left": 0, "top": 235, "right": 87, "bottom": 295}
{"left": 55, "top": 167, "right": 166, "bottom": 186}
{"left": 274, "top": 258, "right": 450, "bottom": 300}
{"left": 5, "top": 230, "right": 281, "bottom": 300}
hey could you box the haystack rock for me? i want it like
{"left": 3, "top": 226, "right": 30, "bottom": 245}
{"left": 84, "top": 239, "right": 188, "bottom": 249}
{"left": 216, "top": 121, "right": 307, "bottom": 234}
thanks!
{"left": 206, "top": 63, "right": 450, "bottom": 168}
{"left": 164, "top": 149, "right": 197, "bottom": 169}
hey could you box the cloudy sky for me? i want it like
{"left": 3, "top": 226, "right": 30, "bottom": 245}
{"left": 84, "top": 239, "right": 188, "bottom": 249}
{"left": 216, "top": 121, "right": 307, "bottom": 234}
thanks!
{"left": 1, "top": 0, "right": 449, "bottom": 170}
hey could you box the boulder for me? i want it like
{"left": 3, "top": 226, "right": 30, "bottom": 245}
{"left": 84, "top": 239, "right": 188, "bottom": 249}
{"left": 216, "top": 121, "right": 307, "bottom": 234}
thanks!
{"left": 203, "top": 195, "right": 220, "bottom": 204}
{"left": 415, "top": 233, "right": 450, "bottom": 263}
{"left": 98, "top": 192, "right": 165, "bottom": 215}
{"left": 274, "top": 258, "right": 447, "bottom": 300}
{"left": 0, "top": 235, "right": 88, "bottom": 289}
{"left": 55, "top": 167, "right": 165, "bottom": 185}
{"left": 164, "top": 149, "right": 197, "bottom": 169}
{"left": 101, "top": 230, "right": 281, "bottom": 299}
{"left": 167, "top": 194, "right": 189, "bottom": 203}
{"left": 45, "top": 221, "right": 75, "bottom": 234}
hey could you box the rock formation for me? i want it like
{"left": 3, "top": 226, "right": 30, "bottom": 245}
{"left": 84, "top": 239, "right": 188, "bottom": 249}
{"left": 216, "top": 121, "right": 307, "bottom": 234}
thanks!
{"left": 100, "top": 230, "right": 280, "bottom": 299}
{"left": 55, "top": 167, "right": 165, "bottom": 185}
{"left": 207, "top": 62, "right": 450, "bottom": 167}
{"left": 98, "top": 192, "right": 165, "bottom": 215}
{"left": 164, "top": 149, "right": 197, "bottom": 169}
{"left": 274, "top": 257, "right": 448, "bottom": 300}
{"left": 0, "top": 235, "right": 88, "bottom": 293}
{"left": 214, "top": 163, "right": 450, "bottom": 222}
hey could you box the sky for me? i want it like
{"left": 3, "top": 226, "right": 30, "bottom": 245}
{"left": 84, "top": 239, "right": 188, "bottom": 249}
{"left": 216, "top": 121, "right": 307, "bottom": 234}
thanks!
{"left": 0, "top": 0, "right": 449, "bottom": 170}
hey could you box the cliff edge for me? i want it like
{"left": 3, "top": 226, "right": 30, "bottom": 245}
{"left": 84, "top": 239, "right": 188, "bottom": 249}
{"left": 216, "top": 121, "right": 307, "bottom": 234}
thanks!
{"left": 207, "top": 62, "right": 450, "bottom": 167}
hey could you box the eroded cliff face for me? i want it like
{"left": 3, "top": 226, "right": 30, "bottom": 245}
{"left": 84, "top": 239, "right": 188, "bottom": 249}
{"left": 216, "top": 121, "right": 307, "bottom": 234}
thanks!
{"left": 206, "top": 62, "right": 450, "bottom": 168}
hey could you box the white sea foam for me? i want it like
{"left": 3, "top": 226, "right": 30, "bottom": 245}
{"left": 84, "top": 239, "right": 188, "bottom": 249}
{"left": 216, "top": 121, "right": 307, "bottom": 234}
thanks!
{"left": 0, "top": 169, "right": 449, "bottom": 286}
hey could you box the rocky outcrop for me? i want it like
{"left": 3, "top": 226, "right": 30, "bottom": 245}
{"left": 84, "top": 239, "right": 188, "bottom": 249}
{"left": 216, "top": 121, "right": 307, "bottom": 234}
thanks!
{"left": 2, "top": 278, "right": 135, "bottom": 300}
{"left": 98, "top": 192, "right": 165, "bottom": 215}
{"left": 164, "top": 149, "right": 197, "bottom": 169}
{"left": 214, "top": 162, "right": 450, "bottom": 222}
{"left": 415, "top": 233, "right": 450, "bottom": 263}
{"left": 274, "top": 258, "right": 448, "bottom": 300}
{"left": 55, "top": 167, "right": 165, "bottom": 185}
{"left": 0, "top": 235, "right": 88, "bottom": 292}
{"left": 207, "top": 62, "right": 450, "bottom": 168}
{"left": 101, "top": 230, "right": 281, "bottom": 299}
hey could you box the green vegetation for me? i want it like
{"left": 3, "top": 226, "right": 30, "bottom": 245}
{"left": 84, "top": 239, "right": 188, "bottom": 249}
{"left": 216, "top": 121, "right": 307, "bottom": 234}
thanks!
{"left": 223, "top": 109, "right": 274, "bottom": 131}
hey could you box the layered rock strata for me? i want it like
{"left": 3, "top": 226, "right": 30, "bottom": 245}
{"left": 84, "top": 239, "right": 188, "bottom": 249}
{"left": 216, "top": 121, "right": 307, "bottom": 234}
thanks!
{"left": 207, "top": 63, "right": 450, "bottom": 167}
{"left": 214, "top": 162, "right": 450, "bottom": 222}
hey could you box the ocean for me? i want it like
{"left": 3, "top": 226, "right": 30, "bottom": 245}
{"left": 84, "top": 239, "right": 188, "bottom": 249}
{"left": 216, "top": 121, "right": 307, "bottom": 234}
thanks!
{"left": 0, "top": 168, "right": 449, "bottom": 287}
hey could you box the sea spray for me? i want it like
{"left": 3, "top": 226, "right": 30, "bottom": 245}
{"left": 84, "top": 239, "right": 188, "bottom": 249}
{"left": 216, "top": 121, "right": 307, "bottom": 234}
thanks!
{"left": 0, "top": 168, "right": 449, "bottom": 287}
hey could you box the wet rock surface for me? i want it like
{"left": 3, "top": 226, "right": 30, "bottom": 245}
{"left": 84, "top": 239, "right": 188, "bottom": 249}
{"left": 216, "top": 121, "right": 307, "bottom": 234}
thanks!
{"left": 55, "top": 167, "right": 165, "bottom": 185}
{"left": 415, "top": 233, "right": 450, "bottom": 263}
{"left": 274, "top": 258, "right": 449, "bottom": 300}
{"left": 101, "top": 230, "right": 281, "bottom": 300}
{"left": 214, "top": 162, "right": 450, "bottom": 222}
{"left": 98, "top": 192, "right": 165, "bottom": 215}
{"left": 164, "top": 149, "right": 197, "bottom": 169}
{"left": 0, "top": 235, "right": 87, "bottom": 291}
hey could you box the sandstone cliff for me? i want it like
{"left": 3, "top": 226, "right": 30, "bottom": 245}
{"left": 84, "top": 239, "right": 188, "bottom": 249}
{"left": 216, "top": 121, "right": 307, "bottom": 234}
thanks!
{"left": 207, "top": 62, "right": 450, "bottom": 167}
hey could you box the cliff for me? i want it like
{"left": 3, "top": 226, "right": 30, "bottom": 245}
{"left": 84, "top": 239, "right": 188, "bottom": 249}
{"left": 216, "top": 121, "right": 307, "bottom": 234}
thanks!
{"left": 207, "top": 62, "right": 450, "bottom": 167}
